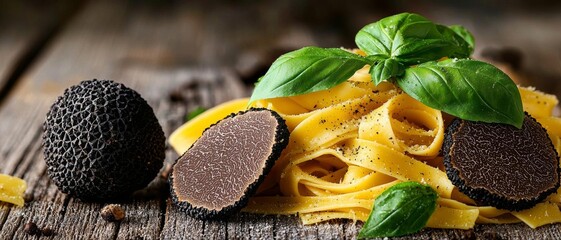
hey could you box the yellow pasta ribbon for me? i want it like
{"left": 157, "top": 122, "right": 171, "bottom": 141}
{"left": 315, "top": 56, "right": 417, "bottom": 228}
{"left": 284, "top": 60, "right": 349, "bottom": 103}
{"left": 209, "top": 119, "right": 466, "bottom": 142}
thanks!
{"left": 359, "top": 93, "right": 444, "bottom": 156}
{"left": 519, "top": 86, "right": 558, "bottom": 118}
{"left": 169, "top": 98, "right": 249, "bottom": 154}
{"left": 512, "top": 202, "right": 561, "bottom": 228}
{"left": 427, "top": 205, "right": 478, "bottom": 229}
{"left": 340, "top": 139, "right": 454, "bottom": 198}
{"left": 286, "top": 92, "right": 395, "bottom": 155}
{"left": 0, "top": 174, "right": 27, "bottom": 207}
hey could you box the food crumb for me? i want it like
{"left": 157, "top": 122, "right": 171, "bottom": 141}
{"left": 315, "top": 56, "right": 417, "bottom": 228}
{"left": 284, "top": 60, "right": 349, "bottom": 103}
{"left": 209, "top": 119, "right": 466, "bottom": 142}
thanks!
{"left": 23, "top": 222, "right": 41, "bottom": 236}
{"left": 23, "top": 193, "right": 34, "bottom": 204}
{"left": 101, "top": 204, "right": 126, "bottom": 222}
{"left": 41, "top": 227, "right": 55, "bottom": 236}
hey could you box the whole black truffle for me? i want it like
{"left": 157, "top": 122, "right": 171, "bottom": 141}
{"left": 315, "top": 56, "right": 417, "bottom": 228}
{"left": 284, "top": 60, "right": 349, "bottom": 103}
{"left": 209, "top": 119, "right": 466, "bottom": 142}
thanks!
{"left": 43, "top": 80, "right": 165, "bottom": 200}
{"left": 169, "top": 108, "right": 289, "bottom": 219}
{"left": 443, "top": 114, "right": 560, "bottom": 211}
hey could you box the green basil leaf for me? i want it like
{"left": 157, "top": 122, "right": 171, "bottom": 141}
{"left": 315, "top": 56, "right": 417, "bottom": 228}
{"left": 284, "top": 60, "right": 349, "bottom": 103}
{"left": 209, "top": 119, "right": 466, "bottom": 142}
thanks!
{"left": 434, "top": 24, "right": 473, "bottom": 58}
{"left": 397, "top": 59, "right": 524, "bottom": 128}
{"left": 358, "top": 182, "right": 437, "bottom": 238}
{"left": 186, "top": 106, "right": 206, "bottom": 121}
{"left": 370, "top": 58, "right": 404, "bottom": 85}
{"left": 449, "top": 25, "right": 475, "bottom": 55}
{"left": 249, "top": 47, "right": 369, "bottom": 102}
{"left": 365, "top": 54, "right": 388, "bottom": 62}
{"left": 355, "top": 13, "right": 471, "bottom": 65}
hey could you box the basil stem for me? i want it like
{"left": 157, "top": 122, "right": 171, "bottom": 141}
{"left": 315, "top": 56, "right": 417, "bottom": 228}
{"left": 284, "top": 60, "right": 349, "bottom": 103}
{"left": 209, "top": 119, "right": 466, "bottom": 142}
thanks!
{"left": 370, "top": 58, "right": 404, "bottom": 85}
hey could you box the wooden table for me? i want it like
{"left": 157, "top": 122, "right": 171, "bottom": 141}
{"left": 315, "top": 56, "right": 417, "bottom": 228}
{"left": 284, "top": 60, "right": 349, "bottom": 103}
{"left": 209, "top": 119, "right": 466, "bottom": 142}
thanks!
{"left": 1, "top": 1, "right": 561, "bottom": 239}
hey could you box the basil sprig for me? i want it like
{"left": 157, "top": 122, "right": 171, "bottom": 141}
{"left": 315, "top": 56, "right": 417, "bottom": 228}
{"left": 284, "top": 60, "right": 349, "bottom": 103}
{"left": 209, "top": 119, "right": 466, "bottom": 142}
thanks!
{"left": 358, "top": 182, "right": 438, "bottom": 238}
{"left": 249, "top": 12, "right": 524, "bottom": 128}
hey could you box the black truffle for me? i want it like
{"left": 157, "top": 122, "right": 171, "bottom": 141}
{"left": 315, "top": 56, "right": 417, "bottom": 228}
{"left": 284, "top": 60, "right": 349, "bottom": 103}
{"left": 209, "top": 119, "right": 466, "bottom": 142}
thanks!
{"left": 169, "top": 108, "right": 289, "bottom": 219}
{"left": 443, "top": 114, "right": 560, "bottom": 211}
{"left": 43, "top": 80, "right": 165, "bottom": 200}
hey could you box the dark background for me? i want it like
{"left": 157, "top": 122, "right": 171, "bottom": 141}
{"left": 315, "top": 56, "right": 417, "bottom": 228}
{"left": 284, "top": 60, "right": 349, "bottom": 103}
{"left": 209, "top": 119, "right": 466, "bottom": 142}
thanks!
{"left": 1, "top": 0, "right": 561, "bottom": 98}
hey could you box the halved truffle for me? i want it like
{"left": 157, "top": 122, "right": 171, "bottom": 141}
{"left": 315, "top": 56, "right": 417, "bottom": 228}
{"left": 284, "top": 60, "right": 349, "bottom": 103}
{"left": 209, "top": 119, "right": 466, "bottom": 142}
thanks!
{"left": 169, "top": 108, "right": 289, "bottom": 219}
{"left": 443, "top": 114, "right": 560, "bottom": 211}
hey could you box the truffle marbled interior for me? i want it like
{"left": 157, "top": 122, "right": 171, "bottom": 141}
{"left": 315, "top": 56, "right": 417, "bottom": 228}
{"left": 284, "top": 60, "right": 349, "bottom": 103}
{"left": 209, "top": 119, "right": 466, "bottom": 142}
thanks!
{"left": 172, "top": 110, "right": 278, "bottom": 210}
{"left": 444, "top": 114, "right": 559, "bottom": 210}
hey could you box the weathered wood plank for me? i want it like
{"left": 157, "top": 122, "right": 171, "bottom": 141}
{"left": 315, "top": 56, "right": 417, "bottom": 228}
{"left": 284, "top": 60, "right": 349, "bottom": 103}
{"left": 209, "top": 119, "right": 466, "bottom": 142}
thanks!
{"left": 226, "top": 213, "right": 275, "bottom": 239}
{"left": 0, "top": 25, "right": 33, "bottom": 96}
{"left": 0, "top": 0, "right": 83, "bottom": 105}
{"left": 0, "top": 128, "right": 70, "bottom": 239}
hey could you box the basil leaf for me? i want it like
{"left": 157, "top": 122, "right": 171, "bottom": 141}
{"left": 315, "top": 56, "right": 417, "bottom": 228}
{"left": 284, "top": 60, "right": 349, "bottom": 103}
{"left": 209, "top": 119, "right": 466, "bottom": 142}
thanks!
{"left": 355, "top": 13, "right": 471, "bottom": 65}
{"left": 370, "top": 58, "right": 404, "bottom": 85}
{"left": 449, "top": 25, "right": 475, "bottom": 55}
{"left": 355, "top": 12, "right": 419, "bottom": 60}
{"left": 358, "top": 182, "right": 437, "bottom": 238}
{"left": 249, "top": 47, "right": 369, "bottom": 102}
{"left": 186, "top": 107, "right": 206, "bottom": 121}
{"left": 435, "top": 24, "right": 473, "bottom": 58}
{"left": 397, "top": 59, "right": 524, "bottom": 128}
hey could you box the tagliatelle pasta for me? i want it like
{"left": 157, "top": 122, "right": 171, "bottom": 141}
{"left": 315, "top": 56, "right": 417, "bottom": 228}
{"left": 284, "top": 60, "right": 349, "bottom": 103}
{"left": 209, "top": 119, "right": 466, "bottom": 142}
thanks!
{"left": 169, "top": 68, "right": 561, "bottom": 229}
{"left": 241, "top": 70, "right": 561, "bottom": 228}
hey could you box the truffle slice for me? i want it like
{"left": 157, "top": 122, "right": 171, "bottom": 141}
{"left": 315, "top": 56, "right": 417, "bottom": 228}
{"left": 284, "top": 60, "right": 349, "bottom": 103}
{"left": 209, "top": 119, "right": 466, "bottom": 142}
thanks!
{"left": 169, "top": 108, "right": 289, "bottom": 219}
{"left": 443, "top": 114, "right": 560, "bottom": 211}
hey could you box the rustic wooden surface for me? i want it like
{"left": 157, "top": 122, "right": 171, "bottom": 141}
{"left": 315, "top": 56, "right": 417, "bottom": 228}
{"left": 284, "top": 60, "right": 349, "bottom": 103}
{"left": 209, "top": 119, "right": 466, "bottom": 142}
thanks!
{"left": 1, "top": 0, "right": 561, "bottom": 239}
{"left": 0, "top": 0, "right": 81, "bottom": 105}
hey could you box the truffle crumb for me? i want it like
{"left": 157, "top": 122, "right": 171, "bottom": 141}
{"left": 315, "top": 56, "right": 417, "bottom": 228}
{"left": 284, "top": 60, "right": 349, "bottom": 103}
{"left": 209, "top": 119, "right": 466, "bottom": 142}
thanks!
{"left": 101, "top": 204, "right": 126, "bottom": 222}
{"left": 41, "top": 227, "right": 55, "bottom": 236}
{"left": 23, "top": 193, "right": 34, "bottom": 203}
{"left": 23, "top": 222, "right": 41, "bottom": 236}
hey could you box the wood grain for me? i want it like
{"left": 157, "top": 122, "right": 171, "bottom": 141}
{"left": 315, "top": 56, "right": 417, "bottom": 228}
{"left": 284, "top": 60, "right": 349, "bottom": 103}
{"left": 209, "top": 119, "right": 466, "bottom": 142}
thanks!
{"left": 0, "top": 0, "right": 83, "bottom": 106}
{"left": 1, "top": 0, "right": 561, "bottom": 239}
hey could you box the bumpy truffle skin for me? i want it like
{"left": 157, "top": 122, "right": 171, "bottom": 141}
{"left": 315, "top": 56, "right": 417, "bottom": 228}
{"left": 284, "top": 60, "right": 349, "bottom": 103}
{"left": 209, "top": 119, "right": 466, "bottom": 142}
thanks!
{"left": 169, "top": 108, "right": 289, "bottom": 220}
{"left": 43, "top": 80, "right": 165, "bottom": 201}
{"left": 443, "top": 114, "right": 560, "bottom": 211}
